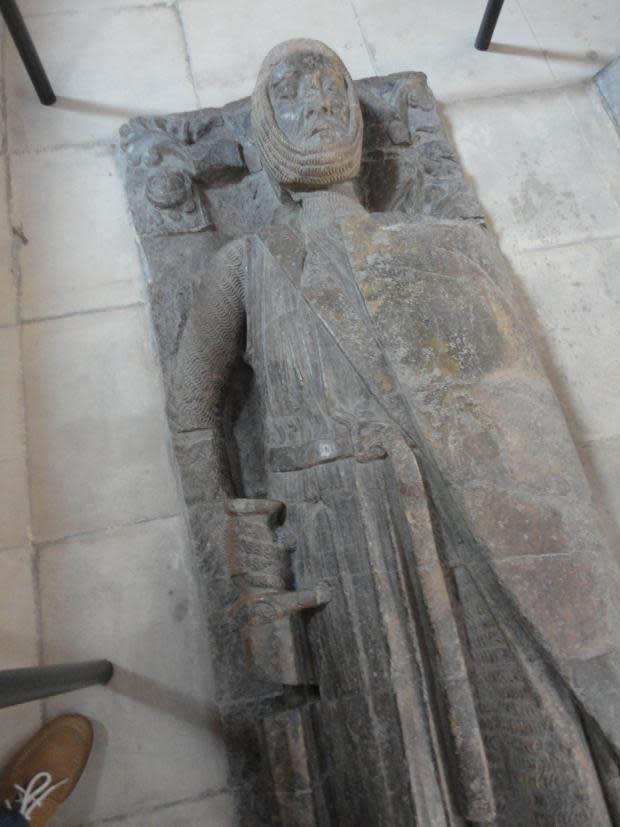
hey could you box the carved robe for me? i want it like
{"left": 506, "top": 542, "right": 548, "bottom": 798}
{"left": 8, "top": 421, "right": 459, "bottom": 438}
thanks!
{"left": 176, "top": 190, "right": 620, "bottom": 826}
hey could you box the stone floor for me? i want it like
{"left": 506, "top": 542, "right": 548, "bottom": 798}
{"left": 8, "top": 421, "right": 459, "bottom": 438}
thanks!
{"left": 0, "top": 1, "right": 619, "bottom": 825}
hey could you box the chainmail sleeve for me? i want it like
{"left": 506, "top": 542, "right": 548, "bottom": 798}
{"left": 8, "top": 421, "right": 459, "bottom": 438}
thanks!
{"left": 169, "top": 237, "right": 248, "bottom": 499}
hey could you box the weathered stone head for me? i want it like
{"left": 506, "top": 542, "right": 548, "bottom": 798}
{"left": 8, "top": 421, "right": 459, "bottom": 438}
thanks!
{"left": 251, "top": 39, "right": 363, "bottom": 189}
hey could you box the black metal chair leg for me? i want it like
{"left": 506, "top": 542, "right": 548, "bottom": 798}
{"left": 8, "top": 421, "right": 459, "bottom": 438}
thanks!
{"left": 0, "top": 661, "right": 114, "bottom": 708}
{"left": 0, "top": 0, "right": 56, "bottom": 105}
{"left": 475, "top": 0, "right": 506, "bottom": 51}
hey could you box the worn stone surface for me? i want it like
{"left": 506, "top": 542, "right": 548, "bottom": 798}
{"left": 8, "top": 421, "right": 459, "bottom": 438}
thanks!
{"left": 0, "top": 548, "right": 42, "bottom": 771}
{"left": 444, "top": 86, "right": 620, "bottom": 256}
{"left": 11, "top": 146, "right": 144, "bottom": 321}
{"left": 121, "top": 39, "right": 620, "bottom": 826}
{"left": 40, "top": 517, "right": 229, "bottom": 825}
{"left": 22, "top": 306, "right": 178, "bottom": 542}
{"left": 5, "top": 6, "right": 196, "bottom": 153}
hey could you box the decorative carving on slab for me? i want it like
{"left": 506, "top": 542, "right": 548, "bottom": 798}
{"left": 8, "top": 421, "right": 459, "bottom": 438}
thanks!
{"left": 121, "top": 39, "right": 620, "bottom": 827}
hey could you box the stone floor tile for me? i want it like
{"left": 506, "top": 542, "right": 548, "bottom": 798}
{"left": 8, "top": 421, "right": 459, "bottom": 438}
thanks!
{"left": 0, "top": 704, "right": 44, "bottom": 774}
{"left": 4, "top": 7, "right": 196, "bottom": 153}
{"left": 567, "top": 82, "right": 620, "bottom": 201}
{"left": 0, "top": 546, "right": 43, "bottom": 770}
{"left": 23, "top": 306, "right": 179, "bottom": 542}
{"left": 0, "top": 454, "right": 29, "bottom": 552}
{"left": 20, "top": 0, "right": 163, "bottom": 13}
{"left": 0, "top": 547, "right": 38, "bottom": 668}
{"left": 0, "top": 327, "right": 29, "bottom": 550}
{"left": 11, "top": 146, "right": 143, "bottom": 321}
{"left": 0, "top": 159, "right": 17, "bottom": 327}
{"left": 352, "top": 0, "right": 556, "bottom": 103}
{"left": 444, "top": 85, "right": 620, "bottom": 254}
{"left": 180, "top": 0, "right": 375, "bottom": 108}
{"left": 88, "top": 793, "right": 235, "bottom": 827}
{"left": 519, "top": 0, "right": 620, "bottom": 85}
{"left": 511, "top": 237, "right": 620, "bottom": 444}
{"left": 580, "top": 435, "right": 620, "bottom": 553}
{"left": 39, "top": 517, "right": 228, "bottom": 826}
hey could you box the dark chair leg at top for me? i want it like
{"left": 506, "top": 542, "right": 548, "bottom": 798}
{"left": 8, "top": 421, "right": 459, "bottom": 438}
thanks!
{"left": 0, "top": 661, "right": 114, "bottom": 708}
{"left": 475, "top": 0, "right": 506, "bottom": 51}
{"left": 0, "top": 0, "right": 56, "bottom": 105}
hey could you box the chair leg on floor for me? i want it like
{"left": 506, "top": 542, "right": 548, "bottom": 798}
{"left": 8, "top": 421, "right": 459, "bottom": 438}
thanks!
{"left": 475, "top": 0, "right": 506, "bottom": 51}
{"left": 0, "top": 661, "right": 114, "bottom": 708}
{"left": 0, "top": 0, "right": 56, "bottom": 105}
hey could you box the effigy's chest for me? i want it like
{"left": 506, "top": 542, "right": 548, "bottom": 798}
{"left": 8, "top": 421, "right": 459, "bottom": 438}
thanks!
{"left": 246, "top": 255, "right": 329, "bottom": 419}
{"left": 339, "top": 214, "right": 538, "bottom": 388}
{"left": 245, "top": 231, "right": 384, "bottom": 428}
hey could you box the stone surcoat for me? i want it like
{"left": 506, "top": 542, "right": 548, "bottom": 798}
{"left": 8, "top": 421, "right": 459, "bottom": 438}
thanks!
{"left": 179, "top": 193, "right": 620, "bottom": 825}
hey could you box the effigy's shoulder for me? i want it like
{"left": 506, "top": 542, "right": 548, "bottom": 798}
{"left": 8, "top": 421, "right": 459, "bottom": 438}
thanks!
{"left": 345, "top": 211, "right": 513, "bottom": 290}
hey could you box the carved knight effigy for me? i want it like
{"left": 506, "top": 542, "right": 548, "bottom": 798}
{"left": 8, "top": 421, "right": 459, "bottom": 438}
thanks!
{"left": 121, "top": 40, "right": 620, "bottom": 826}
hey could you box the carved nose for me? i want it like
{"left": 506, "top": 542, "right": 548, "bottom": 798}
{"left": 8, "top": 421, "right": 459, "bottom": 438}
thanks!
{"left": 306, "top": 93, "right": 331, "bottom": 118}
{"left": 306, "top": 71, "right": 332, "bottom": 117}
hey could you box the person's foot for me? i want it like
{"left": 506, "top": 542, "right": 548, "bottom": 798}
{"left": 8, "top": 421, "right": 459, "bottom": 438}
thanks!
{"left": 0, "top": 715, "right": 93, "bottom": 826}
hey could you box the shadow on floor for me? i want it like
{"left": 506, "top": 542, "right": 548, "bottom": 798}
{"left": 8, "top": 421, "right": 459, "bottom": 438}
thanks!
{"left": 109, "top": 666, "right": 223, "bottom": 736}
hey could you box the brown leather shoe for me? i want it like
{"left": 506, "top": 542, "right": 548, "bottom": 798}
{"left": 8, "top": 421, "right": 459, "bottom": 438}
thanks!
{"left": 0, "top": 715, "right": 93, "bottom": 827}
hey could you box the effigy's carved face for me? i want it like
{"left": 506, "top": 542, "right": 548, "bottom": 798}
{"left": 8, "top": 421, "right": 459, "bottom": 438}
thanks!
{"left": 251, "top": 39, "right": 363, "bottom": 189}
{"left": 268, "top": 52, "right": 351, "bottom": 149}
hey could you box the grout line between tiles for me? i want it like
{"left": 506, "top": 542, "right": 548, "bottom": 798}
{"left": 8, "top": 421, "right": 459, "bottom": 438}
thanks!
{"left": 20, "top": 299, "right": 147, "bottom": 326}
{"left": 20, "top": 1, "right": 174, "bottom": 21}
{"left": 440, "top": 78, "right": 578, "bottom": 109}
{"left": 6, "top": 174, "right": 25, "bottom": 328}
{"left": 514, "top": 0, "right": 558, "bottom": 83}
{"left": 511, "top": 229, "right": 620, "bottom": 257}
{"left": 1, "top": 33, "right": 39, "bottom": 712}
{"left": 173, "top": 0, "right": 200, "bottom": 109}
{"left": 30, "top": 544, "right": 47, "bottom": 729}
{"left": 2, "top": 155, "right": 18, "bottom": 321}
{"left": 11, "top": 138, "right": 121, "bottom": 158}
{"left": 74, "top": 784, "right": 230, "bottom": 827}
{"left": 5, "top": 122, "right": 45, "bottom": 721}
{"left": 348, "top": 0, "right": 379, "bottom": 76}
{"left": 1, "top": 26, "right": 7, "bottom": 156}
{"left": 5, "top": 135, "right": 28, "bottom": 535}
{"left": 34, "top": 510, "right": 182, "bottom": 552}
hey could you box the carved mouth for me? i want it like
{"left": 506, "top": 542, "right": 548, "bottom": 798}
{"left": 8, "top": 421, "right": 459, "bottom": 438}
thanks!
{"left": 308, "top": 121, "right": 346, "bottom": 140}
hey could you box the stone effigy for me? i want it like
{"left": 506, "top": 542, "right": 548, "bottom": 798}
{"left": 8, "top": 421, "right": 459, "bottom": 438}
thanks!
{"left": 121, "top": 40, "right": 620, "bottom": 827}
